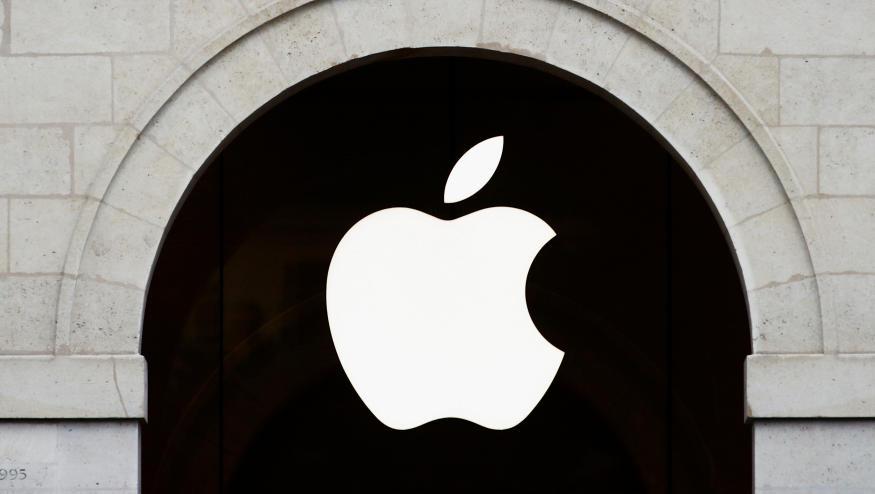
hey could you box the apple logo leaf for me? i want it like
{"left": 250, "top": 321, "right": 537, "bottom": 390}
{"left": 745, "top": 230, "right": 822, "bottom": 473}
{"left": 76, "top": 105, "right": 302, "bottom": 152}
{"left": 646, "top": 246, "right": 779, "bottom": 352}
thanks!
{"left": 444, "top": 136, "right": 504, "bottom": 204}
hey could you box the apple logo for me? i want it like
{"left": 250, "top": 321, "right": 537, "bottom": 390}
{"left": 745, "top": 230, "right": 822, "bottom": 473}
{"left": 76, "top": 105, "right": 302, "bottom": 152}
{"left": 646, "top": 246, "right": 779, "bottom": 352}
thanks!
{"left": 326, "top": 136, "right": 564, "bottom": 430}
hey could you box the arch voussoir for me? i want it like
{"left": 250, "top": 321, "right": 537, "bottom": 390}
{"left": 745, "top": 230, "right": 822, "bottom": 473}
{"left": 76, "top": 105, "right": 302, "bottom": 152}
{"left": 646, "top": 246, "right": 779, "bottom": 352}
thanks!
{"left": 62, "top": 0, "right": 820, "bottom": 383}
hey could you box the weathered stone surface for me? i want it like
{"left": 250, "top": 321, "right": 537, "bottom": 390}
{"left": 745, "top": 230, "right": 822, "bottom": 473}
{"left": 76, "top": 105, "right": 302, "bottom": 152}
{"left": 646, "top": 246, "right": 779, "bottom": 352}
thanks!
{"left": 70, "top": 280, "right": 143, "bottom": 354}
{"left": 193, "top": 32, "right": 286, "bottom": 121}
{"left": 646, "top": 0, "right": 719, "bottom": 60}
{"left": 820, "top": 274, "right": 875, "bottom": 353}
{"left": 713, "top": 54, "right": 779, "bottom": 126}
{"left": 0, "top": 0, "right": 5, "bottom": 52}
{"left": 698, "top": 135, "right": 786, "bottom": 227}
{"left": 730, "top": 203, "right": 813, "bottom": 289}
{"left": 75, "top": 128, "right": 139, "bottom": 207}
{"left": 10, "top": 198, "right": 85, "bottom": 273}
{"left": 239, "top": 0, "right": 284, "bottom": 11}
{"left": 545, "top": 2, "right": 630, "bottom": 86}
{"left": 0, "top": 356, "right": 145, "bottom": 418}
{"left": 10, "top": 0, "right": 170, "bottom": 54}
{"left": 0, "top": 421, "right": 139, "bottom": 491}
{"left": 0, "top": 276, "right": 62, "bottom": 354}
{"left": 655, "top": 81, "right": 748, "bottom": 168}
{"left": 722, "top": 0, "right": 875, "bottom": 55}
{"left": 261, "top": 1, "right": 346, "bottom": 85}
{"left": 754, "top": 420, "right": 875, "bottom": 491}
{"left": 74, "top": 125, "right": 121, "bottom": 196}
{"left": 77, "top": 205, "right": 162, "bottom": 289}
{"left": 112, "top": 53, "right": 178, "bottom": 124}
{"left": 405, "top": 0, "right": 481, "bottom": 47}
{"left": 770, "top": 126, "right": 818, "bottom": 197}
{"left": 143, "top": 82, "right": 234, "bottom": 170}
{"left": 781, "top": 58, "right": 875, "bottom": 126}
{"left": 620, "top": 0, "right": 654, "bottom": 12}
{"left": 0, "top": 200, "right": 7, "bottom": 273}
{"left": 820, "top": 127, "right": 875, "bottom": 196}
{"left": 0, "top": 57, "right": 111, "bottom": 123}
{"left": 102, "top": 137, "right": 192, "bottom": 226}
{"left": 805, "top": 197, "right": 875, "bottom": 274}
{"left": 748, "top": 277, "right": 821, "bottom": 353}
{"left": 332, "top": 0, "right": 407, "bottom": 57}
{"left": 481, "top": 0, "right": 562, "bottom": 56}
{"left": 747, "top": 354, "right": 875, "bottom": 417}
{"left": 604, "top": 34, "right": 695, "bottom": 122}
{"left": 0, "top": 128, "right": 71, "bottom": 195}
{"left": 172, "top": 0, "right": 246, "bottom": 58}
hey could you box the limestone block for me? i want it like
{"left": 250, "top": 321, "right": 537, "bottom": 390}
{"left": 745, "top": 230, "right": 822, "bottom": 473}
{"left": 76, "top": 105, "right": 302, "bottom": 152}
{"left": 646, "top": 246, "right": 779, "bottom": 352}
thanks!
{"left": 103, "top": 137, "right": 192, "bottom": 226}
{"left": 729, "top": 203, "right": 813, "bottom": 289}
{"left": 0, "top": 422, "right": 57, "bottom": 462}
{"left": 172, "top": 0, "right": 246, "bottom": 58}
{"left": 143, "top": 82, "right": 234, "bottom": 170}
{"left": 10, "top": 198, "right": 85, "bottom": 273}
{"left": 78, "top": 206, "right": 162, "bottom": 289}
{"left": 770, "top": 126, "right": 818, "bottom": 197}
{"left": 193, "top": 32, "right": 286, "bottom": 121}
{"left": 781, "top": 58, "right": 875, "bottom": 126}
{"left": 240, "top": 0, "right": 283, "bottom": 11}
{"left": 754, "top": 421, "right": 875, "bottom": 491}
{"left": 654, "top": 82, "right": 748, "bottom": 169}
{"left": 57, "top": 422, "right": 139, "bottom": 490}
{"left": 713, "top": 54, "right": 779, "bottom": 126}
{"left": 0, "top": 57, "right": 111, "bottom": 124}
{"left": 0, "top": 276, "right": 61, "bottom": 354}
{"left": 481, "top": 0, "right": 563, "bottom": 56}
{"left": 722, "top": 0, "right": 875, "bottom": 56}
{"left": 820, "top": 274, "right": 875, "bottom": 353}
{"left": 646, "top": 0, "right": 719, "bottom": 61}
{"left": 73, "top": 125, "right": 121, "bottom": 196}
{"left": 545, "top": 3, "right": 630, "bottom": 86}
{"left": 748, "top": 277, "right": 821, "bottom": 353}
{"left": 10, "top": 0, "right": 170, "bottom": 54}
{"left": 698, "top": 135, "right": 786, "bottom": 227}
{"left": 0, "top": 421, "right": 139, "bottom": 491}
{"left": 747, "top": 355, "right": 875, "bottom": 417}
{"left": 820, "top": 127, "right": 875, "bottom": 196}
{"left": 0, "top": 128, "right": 70, "bottom": 195}
{"left": 617, "top": 0, "right": 654, "bottom": 13}
{"left": 261, "top": 1, "right": 346, "bottom": 85}
{"left": 112, "top": 53, "right": 178, "bottom": 124}
{"left": 405, "top": 0, "right": 481, "bottom": 48}
{"left": 0, "top": 356, "right": 145, "bottom": 418}
{"left": 70, "top": 280, "right": 143, "bottom": 354}
{"left": 332, "top": 0, "right": 407, "bottom": 58}
{"left": 603, "top": 34, "right": 695, "bottom": 122}
{"left": 0, "top": 1, "right": 5, "bottom": 52}
{"left": 0, "top": 200, "right": 7, "bottom": 273}
{"left": 76, "top": 128, "right": 139, "bottom": 206}
{"left": 805, "top": 197, "right": 875, "bottom": 274}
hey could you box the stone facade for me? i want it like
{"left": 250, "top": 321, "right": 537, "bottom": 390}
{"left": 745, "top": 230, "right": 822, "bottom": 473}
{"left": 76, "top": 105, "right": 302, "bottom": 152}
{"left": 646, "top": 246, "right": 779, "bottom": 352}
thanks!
{"left": 0, "top": 0, "right": 873, "bottom": 491}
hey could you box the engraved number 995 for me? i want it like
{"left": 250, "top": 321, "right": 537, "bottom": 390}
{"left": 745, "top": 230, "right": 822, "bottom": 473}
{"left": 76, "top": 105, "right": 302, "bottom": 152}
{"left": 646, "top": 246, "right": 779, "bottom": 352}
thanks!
{"left": 0, "top": 468, "right": 27, "bottom": 480}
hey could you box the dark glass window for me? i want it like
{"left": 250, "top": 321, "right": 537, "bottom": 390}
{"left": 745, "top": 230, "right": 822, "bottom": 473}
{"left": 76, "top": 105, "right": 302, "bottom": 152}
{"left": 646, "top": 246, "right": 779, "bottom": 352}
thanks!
{"left": 142, "top": 50, "right": 751, "bottom": 493}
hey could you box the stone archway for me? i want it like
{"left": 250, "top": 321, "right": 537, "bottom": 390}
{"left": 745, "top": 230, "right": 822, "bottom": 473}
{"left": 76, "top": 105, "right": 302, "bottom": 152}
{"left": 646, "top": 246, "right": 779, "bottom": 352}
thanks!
{"left": 140, "top": 50, "right": 753, "bottom": 492}
{"left": 32, "top": 0, "right": 850, "bottom": 460}
{"left": 61, "top": 0, "right": 819, "bottom": 368}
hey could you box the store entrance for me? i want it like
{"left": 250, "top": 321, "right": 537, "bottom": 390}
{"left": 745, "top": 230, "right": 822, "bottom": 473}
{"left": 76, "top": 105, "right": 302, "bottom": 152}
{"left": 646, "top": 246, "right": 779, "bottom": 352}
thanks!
{"left": 142, "top": 51, "right": 751, "bottom": 493}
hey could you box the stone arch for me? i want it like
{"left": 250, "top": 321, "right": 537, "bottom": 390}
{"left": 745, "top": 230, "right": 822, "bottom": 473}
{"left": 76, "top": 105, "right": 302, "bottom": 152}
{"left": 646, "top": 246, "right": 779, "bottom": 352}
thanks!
{"left": 57, "top": 0, "right": 821, "bottom": 371}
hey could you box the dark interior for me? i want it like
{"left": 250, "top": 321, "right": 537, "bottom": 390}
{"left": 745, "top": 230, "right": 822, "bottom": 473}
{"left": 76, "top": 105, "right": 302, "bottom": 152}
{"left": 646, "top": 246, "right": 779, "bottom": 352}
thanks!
{"left": 142, "top": 50, "right": 752, "bottom": 493}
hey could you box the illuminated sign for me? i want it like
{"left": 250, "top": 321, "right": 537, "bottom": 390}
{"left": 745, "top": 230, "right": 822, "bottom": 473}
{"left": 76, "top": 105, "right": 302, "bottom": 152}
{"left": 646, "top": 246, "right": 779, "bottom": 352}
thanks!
{"left": 326, "top": 137, "right": 564, "bottom": 430}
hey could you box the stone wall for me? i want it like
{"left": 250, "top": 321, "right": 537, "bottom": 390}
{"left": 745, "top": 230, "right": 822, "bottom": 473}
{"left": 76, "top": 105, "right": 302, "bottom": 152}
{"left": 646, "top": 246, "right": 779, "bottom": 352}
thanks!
{"left": 0, "top": 0, "right": 873, "bottom": 492}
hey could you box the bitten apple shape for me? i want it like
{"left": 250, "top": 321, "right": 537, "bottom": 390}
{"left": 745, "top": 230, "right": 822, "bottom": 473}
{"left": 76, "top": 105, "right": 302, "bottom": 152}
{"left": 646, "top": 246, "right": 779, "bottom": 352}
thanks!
{"left": 326, "top": 136, "right": 563, "bottom": 430}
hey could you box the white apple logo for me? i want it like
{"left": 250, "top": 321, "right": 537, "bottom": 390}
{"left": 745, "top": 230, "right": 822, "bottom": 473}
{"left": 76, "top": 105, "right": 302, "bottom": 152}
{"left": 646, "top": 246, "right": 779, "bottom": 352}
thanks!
{"left": 326, "top": 136, "right": 563, "bottom": 430}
